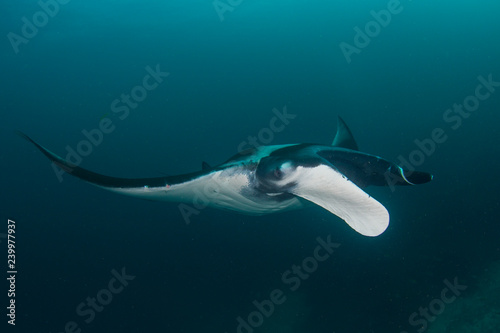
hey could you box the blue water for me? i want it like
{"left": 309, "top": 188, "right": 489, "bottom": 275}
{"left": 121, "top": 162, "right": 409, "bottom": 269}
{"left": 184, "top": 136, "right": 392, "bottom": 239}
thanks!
{"left": 1, "top": 1, "right": 500, "bottom": 332}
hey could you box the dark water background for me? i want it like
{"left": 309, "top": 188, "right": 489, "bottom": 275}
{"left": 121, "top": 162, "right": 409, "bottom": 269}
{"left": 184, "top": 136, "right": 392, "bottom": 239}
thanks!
{"left": 1, "top": 0, "right": 499, "bottom": 332}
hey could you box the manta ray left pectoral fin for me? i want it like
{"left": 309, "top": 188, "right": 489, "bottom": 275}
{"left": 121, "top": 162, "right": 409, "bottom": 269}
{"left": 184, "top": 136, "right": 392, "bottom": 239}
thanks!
{"left": 289, "top": 164, "right": 389, "bottom": 236}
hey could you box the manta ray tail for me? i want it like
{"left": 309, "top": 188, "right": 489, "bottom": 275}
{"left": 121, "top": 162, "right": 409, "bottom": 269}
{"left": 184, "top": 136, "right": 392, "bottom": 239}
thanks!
{"left": 16, "top": 131, "right": 170, "bottom": 188}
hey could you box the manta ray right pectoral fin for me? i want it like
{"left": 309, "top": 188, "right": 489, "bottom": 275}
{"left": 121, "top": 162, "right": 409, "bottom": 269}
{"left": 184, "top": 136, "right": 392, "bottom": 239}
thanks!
{"left": 289, "top": 164, "right": 389, "bottom": 237}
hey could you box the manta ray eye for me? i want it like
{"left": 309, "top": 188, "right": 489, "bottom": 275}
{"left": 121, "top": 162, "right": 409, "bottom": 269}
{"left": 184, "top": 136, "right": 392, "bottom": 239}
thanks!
{"left": 273, "top": 162, "right": 292, "bottom": 179}
{"left": 274, "top": 168, "right": 283, "bottom": 179}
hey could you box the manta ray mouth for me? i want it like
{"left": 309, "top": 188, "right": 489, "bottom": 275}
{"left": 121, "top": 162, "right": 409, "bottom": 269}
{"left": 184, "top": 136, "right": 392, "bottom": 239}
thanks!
{"left": 266, "top": 192, "right": 284, "bottom": 196}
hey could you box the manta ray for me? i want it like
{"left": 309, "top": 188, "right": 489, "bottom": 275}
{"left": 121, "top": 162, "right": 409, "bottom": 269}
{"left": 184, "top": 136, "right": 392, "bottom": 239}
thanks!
{"left": 19, "top": 117, "right": 432, "bottom": 237}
